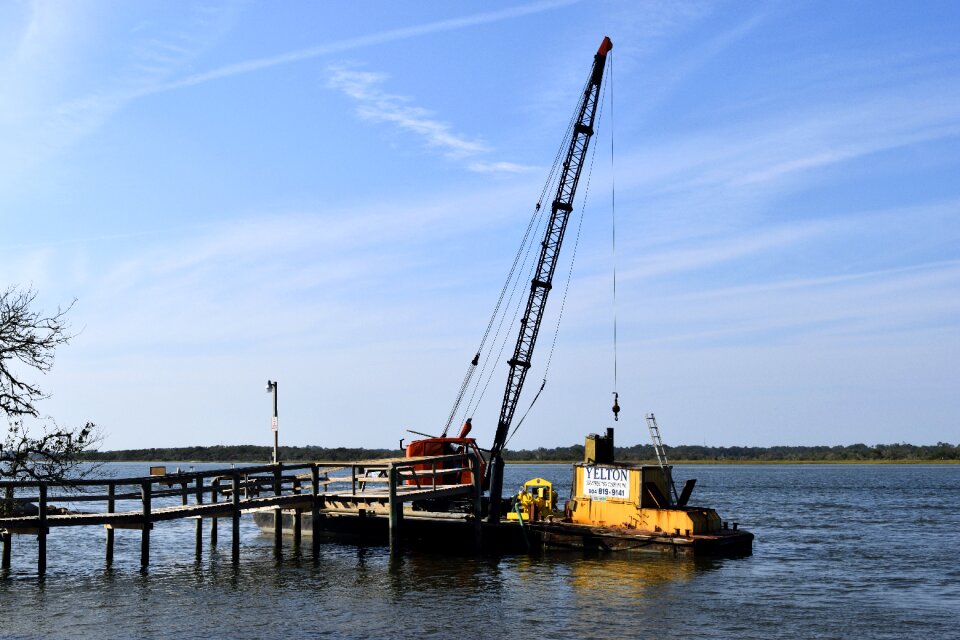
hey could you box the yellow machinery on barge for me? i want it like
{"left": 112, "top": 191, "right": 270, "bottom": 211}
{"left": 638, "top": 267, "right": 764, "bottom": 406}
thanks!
{"left": 512, "top": 427, "right": 752, "bottom": 556}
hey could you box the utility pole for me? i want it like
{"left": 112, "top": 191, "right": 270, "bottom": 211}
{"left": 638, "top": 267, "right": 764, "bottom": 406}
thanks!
{"left": 266, "top": 380, "right": 278, "bottom": 464}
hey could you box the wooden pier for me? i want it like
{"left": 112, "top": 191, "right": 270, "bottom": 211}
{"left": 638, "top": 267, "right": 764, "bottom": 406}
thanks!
{"left": 0, "top": 453, "right": 482, "bottom": 575}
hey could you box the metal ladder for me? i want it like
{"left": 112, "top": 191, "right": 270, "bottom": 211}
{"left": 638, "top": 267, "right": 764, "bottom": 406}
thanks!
{"left": 646, "top": 413, "right": 678, "bottom": 505}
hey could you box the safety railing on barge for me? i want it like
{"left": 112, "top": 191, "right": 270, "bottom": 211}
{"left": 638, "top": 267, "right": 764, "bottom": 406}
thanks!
{"left": 0, "top": 453, "right": 482, "bottom": 576}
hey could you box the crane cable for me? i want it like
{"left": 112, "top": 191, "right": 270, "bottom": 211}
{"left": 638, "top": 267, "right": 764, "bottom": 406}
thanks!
{"left": 441, "top": 203, "right": 542, "bottom": 436}
{"left": 441, "top": 120, "right": 570, "bottom": 436}
{"left": 609, "top": 54, "right": 620, "bottom": 423}
{"left": 461, "top": 218, "right": 542, "bottom": 426}
{"left": 449, "top": 74, "right": 592, "bottom": 433}
{"left": 459, "top": 171, "right": 552, "bottom": 426}
{"left": 505, "top": 66, "right": 611, "bottom": 448}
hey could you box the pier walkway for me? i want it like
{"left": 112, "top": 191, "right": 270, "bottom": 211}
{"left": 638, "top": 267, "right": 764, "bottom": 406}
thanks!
{"left": 0, "top": 453, "right": 482, "bottom": 575}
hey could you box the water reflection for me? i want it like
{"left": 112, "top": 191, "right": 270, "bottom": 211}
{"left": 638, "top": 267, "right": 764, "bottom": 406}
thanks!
{"left": 515, "top": 553, "right": 718, "bottom": 599}
{"left": 385, "top": 549, "right": 508, "bottom": 604}
{"left": 570, "top": 556, "right": 697, "bottom": 597}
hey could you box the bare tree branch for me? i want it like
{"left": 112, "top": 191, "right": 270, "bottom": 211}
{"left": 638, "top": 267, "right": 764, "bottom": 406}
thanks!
{"left": 0, "top": 286, "right": 75, "bottom": 418}
{"left": 0, "top": 286, "right": 98, "bottom": 515}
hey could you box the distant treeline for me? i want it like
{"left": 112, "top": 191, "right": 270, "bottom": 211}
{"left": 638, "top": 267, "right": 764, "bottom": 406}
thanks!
{"left": 512, "top": 442, "right": 960, "bottom": 462}
{"left": 79, "top": 441, "right": 960, "bottom": 463}
{"left": 80, "top": 445, "right": 398, "bottom": 463}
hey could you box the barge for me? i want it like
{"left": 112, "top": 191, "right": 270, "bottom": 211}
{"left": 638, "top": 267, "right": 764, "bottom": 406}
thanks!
{"left": 253, "top": 427, "right": 753, "bottom": 557}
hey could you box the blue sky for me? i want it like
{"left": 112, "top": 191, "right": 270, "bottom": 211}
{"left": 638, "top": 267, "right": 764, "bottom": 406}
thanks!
{"left": 2, "top": 1, "right": 958, "bottom": 451}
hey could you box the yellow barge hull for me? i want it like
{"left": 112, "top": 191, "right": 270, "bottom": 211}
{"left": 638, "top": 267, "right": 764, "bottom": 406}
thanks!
{"left": 529, "top": 520, "right": 753, "bottom": 556}
{"left": 255, "top": 509, "right": 753, "bottom": 557}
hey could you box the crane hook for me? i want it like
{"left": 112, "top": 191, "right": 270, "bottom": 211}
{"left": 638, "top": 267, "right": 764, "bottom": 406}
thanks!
{"left": 612, "top": 392, "right": 620, "bottom": 422}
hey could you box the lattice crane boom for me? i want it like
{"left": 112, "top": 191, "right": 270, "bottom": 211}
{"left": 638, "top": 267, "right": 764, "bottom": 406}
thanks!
{"left": 487, "top": 36, "right": 612, "bottom": 523}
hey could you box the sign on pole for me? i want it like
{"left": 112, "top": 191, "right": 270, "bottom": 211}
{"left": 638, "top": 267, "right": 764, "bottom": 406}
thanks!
{"left": 271, "top": 416, "right": 278, "bottom": 432}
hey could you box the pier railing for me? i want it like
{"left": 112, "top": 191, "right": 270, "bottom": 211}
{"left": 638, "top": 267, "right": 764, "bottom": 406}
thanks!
{"left": 0, "top": 453, "right": 483, "bottom": 576}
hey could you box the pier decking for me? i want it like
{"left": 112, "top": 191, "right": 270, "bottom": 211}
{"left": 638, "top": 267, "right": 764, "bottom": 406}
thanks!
{"left": 0, "top": 453, "right": 482, "bottom": 575}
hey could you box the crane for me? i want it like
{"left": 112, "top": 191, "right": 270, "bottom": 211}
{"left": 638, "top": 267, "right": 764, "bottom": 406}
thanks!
{"left": 486, "top": 35, "right": 613, "bottom": 523}
{"left": 401, "top": 36, "right": 612, "bottom": 520}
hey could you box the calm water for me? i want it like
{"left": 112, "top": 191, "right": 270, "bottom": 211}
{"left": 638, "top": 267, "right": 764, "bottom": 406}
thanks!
{"left": 1, "top": 463, "right": 958, "bottom": 639}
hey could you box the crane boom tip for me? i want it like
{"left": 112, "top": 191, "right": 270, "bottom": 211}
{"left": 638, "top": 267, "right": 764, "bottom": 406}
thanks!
{"left": 598, "top": 36, "right": 613, "bottom": 55}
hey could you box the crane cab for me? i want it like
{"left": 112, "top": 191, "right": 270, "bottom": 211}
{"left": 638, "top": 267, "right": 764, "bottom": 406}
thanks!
{"left": 404, "top": 420, "right": 486, "bottom": 487}
{"left": 404, "top": 436, "right": 486, "bottom": 487}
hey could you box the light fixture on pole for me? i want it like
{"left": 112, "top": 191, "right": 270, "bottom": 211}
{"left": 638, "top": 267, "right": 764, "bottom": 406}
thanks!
{"left": 266, "top": 380, "right": 278, "bottom": 464}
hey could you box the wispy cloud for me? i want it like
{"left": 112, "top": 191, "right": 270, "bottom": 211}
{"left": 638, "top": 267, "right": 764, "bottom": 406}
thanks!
{"left": 34, "top": 180, "right": 532, "bottom": 352}
{"left": 468, "top": 161, "right": 538, "bottom": 174}
{"left": 326, "top": 64, "right": 541, "bottom": 171}
{"left": 644, "top": 259, "right": 960, "bottom": 347}
{"left": 679, "top": 258, "right": 960, "bottom": 305}
{"left": 558, "top": 196, "right": 960, "bottom": 352}
{"left": 327, "top": 65, "right": 488, "bottom": 159}
{"left": 0, "top": 0, "right": 573, "bottom": 192}
{"left": 624, "top": 8, "right": 770, "bottom": 119}
{"left": 157, "top": 0, "right": 579, "bottom": 94}
{"left": 518, "top": 3, "right": 761, "bottom": 130}
{"left": 601, "top": 73, "right": 960, "bottom": 251}
{"left": 0, "top": 3, "right": 238, "bottom": 195}
{"left": 620, "top": 222, "right": 829, "bottom": 280}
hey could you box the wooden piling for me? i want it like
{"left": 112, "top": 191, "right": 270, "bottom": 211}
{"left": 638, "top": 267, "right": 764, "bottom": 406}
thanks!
{"left": 388, "top": 464, "right": 401, "bottom": 554}
{"left": 310, "top": 466, "right": 320, "bottom": 559}
{"left": 1, "top": 529, "right": 10, "bottom": 570}
{"left": 231, "top": 471, "right": 240, "bottom": 563}
{"left": 194, "top": 476, "right": 204, "bottom": 560}
{"left": 292, "top": 478, "right": 302, "bottom": 552}
{"left": 141, "top": 480, "right": 151, "bottom": 568}
{"left": 210, "top": 477, "right": 219, "bottom": 546}
{"left": 37, "top": 484, "right": 47, "bottom": 575}
{"left": 273, "top": 467, "right": 283, "bottom": 558}
{"left": 106, "top": 483, "right": 115, "bottom": 566}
